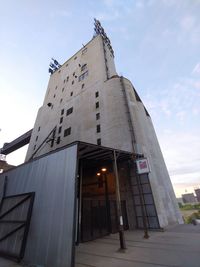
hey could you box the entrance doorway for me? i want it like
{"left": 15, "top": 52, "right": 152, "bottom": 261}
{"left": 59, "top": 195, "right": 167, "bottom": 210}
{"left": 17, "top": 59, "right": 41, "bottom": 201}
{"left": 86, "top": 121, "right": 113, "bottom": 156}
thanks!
{"left": 79, "top": 163, "right": 129, "bottom": 242}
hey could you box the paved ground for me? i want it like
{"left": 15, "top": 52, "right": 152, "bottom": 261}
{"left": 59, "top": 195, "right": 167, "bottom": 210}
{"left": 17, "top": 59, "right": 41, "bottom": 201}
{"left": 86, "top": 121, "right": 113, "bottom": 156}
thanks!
{"left": 75, "top": 224, "right": 200, "bottom": 267}
{"left": 0, "top": 224, "right": 199, "bottom": 267}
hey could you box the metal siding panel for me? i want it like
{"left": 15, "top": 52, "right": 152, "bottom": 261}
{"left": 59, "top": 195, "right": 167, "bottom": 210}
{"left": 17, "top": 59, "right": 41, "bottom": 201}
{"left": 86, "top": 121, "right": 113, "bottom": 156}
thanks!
{"left": 0, "top": 144, "right": 77, "bottom": 267}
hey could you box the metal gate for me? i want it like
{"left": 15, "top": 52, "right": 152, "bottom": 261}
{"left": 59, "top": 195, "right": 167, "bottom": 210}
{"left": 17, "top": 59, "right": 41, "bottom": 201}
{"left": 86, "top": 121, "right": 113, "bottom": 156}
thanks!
{"left": 0, "top": 192, "right": 35, "bottom": 261}
{"left": 132, "top": 173, "right": 160, "bottom": 229}
{"left": 81, "top": 178, "right": 110, "bottom": 242}
{"left": 81, "top": 177, "right": 129, "bottom": 242}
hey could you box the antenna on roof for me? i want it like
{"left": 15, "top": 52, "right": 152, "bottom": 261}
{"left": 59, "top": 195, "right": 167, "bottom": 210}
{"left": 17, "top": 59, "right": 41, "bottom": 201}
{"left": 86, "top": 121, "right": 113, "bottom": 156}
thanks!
{"left": 93, "top": 18, "right": 114, "bottom": 57}
{"left": 48, "top": 58, "right": 61, "bottom": 74}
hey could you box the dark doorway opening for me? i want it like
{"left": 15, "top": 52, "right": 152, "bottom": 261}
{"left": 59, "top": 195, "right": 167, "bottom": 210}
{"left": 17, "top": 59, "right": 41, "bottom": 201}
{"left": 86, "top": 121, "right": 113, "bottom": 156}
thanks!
{"left": 79, "top": 161, "right": 129, "bottom": 243}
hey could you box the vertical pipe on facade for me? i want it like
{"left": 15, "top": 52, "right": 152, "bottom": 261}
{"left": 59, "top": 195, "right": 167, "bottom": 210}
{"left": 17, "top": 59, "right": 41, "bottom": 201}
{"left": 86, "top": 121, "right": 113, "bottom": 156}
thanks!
{"left": 120, "top": 76, "right": 137, "bottom": 152}
{"left": 102, "top": 37, "right": 109, "bottom": 80}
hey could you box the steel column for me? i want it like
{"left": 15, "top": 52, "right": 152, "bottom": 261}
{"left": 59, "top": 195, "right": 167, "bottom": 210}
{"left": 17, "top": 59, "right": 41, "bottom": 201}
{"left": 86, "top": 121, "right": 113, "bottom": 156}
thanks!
{"left": 113, "top": 150, "right": 126, "bottom": 250}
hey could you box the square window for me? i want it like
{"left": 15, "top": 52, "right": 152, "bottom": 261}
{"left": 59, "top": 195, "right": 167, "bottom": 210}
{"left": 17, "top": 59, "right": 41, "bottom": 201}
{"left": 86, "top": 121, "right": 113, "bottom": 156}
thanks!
{"left": 97, "top": 138, "right": 101, "bottom": 145}
{"left": 66, "top": 107, "right": 73, "bottom": 116}
{"left": 64, "top": 127, "right": 71, "bottom": 137}
{"left": 97, "top": 124, "right": 101, "bottom": 133}
{"left": 70, "top": 91, "right": 73, "bottom": 96}
{"left": 96, "top": 102, "right": 99, "bottom": 109}
{"left": 96, "top": 113, "right": 100, "bottom": 120}
{"left": 95, "top": 91, "right": 99, "bottom": 98}
{"left": 58, "top": 126, "right": 62, "bottom": 134}
{"left": 60, "top": 117, "right": 63, "bottom": 124}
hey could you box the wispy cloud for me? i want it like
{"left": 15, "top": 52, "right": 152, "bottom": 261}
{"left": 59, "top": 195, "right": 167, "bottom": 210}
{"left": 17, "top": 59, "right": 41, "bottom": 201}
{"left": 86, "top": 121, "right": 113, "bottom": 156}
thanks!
{"left": 192, "top": 63, "right": 200, "bottom": 75}
{"left": 49, "top": 10, "right": 71, "bottom": 19}
{"left": 143, "top": 76, "right": 200, "bottom": 122}
{"left": 159, "top": 131, "right": 200, "bottom": 183}
{"left": 180, "top": 15, "right": 195, "bottom": 31}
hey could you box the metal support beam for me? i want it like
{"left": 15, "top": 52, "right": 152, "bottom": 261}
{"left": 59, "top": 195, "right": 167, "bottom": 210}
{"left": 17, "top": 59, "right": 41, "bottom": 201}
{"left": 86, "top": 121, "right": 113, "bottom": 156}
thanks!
{"left": 113, "top": 150, "right": 126, "bottom": 251}
{"left": 0, "top": 130, "right": 32, "bottom": 155}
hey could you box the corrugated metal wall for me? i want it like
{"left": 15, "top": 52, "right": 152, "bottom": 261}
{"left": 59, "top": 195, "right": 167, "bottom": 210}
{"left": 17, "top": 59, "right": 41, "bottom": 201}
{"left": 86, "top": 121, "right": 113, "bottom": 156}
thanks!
{"left": 0, "top": 144, "right": 78, "bottom": 267}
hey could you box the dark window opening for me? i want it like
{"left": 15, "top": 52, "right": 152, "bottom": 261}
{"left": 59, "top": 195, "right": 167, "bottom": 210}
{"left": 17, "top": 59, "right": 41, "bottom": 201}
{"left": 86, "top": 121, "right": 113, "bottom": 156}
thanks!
{"left": 70, "top": 91, "right": 73, "bottom": 96}
{"left": 38, "top": 127, "right": 40, "bottom": 132}
{"left": 73, "top": 72, "right": 75, "bottom": 76}
{"left": 96, "top": 113, "right": 100, "bottom": 120}
{"left": 67, "top": 76, "right": 69, "bottom": 82}
{"left": 34, "top": 145, "right": 36, "bottom": 150}
{"left": 64, "top": 127, "right": 71, "bottom": 137}
{"left": 72, "top": 80, "right": 74, "bottom": 85}
{"left": 82, "top": 83, "right": 85, "bottom": 89}
{"left": 53, "top": 94, "right": 56, "bottom": 98}
{"left": 64, "top": 79, "right": 66, "bottom": 83}
{"left": 60, "top": 117, "right": 63, "bottom": 124}
{"left": 61, "top": 109, "right": 64, "bottom": 115}
{"left": 58, "top": 126, "right": 62, "bottom": 134}
{"left": 97, "top": 124, "right": 101, "bottom": 133}
{"left": 78, "top": 70, "right": 88, "bottom": 82}
{"left": 62, "top": 88, "right": 64, "bottom": 92}
{"left": 67, "top": 107, "right": 73, "bottom": 116}
{"left": 96, "top": 102, "right": 99, "bottom": 109}
{"left": 35, "top": 136, "right": 38, "bottom": 141}
{"left": 60, "top": 98, "right": 63, "bottom": 104}
{"left": 95, "top": 91, "right": 99, "bottom": 98}
{"left": 97, "top": 138, "right": 101, "bottom": 145}
{"left": 74, "top": 56, "right": 77, "bottom": 60}
{"left": 81, "top": 64, "right": 87, "bottom": 72}
{"left": 57, "top": 136, "right": 60, "bottom": 144}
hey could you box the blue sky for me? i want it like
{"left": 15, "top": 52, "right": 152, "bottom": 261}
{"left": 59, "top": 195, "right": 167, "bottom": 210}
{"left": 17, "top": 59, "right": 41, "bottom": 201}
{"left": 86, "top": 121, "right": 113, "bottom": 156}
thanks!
{"left": 0, "top": 0, "right": 200, "bottom": 196}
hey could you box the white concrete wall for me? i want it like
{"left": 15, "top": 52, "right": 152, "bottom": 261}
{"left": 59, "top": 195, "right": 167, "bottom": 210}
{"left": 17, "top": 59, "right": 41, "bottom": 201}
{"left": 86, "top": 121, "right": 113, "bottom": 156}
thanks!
{"left": 121, "top": 78, "right": 183, "bottom": 227}
{"left": 26, "top": 34, "right": 182, "bottom": 228}
{"left": 26, "top": 35, "right": 118, "bottom": 160}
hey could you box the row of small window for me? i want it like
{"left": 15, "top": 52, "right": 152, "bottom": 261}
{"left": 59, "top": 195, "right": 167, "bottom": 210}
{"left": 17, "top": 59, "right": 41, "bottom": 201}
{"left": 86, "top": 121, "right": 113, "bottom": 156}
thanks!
{"left": 56, "top": 47, "right": 87, "bottom": 75}
{"left": 57, "top": 127, "right": 71, "bottom": 144}
{"left": 59, "top": 65, "right": 88, "bottom": 85}
{"left": 60, "top": 107, "right": 73, "bottom": 124}
{"left": 53, "top": 84, "right": 85, "bottom": 99}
